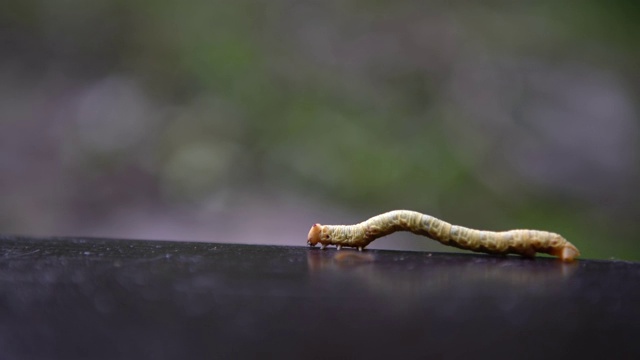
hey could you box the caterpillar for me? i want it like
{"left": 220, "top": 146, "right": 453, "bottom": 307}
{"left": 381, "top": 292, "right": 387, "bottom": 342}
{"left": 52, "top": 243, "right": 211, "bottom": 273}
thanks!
{"left": 307, "top": 210, "right": 580, "bottom": 261}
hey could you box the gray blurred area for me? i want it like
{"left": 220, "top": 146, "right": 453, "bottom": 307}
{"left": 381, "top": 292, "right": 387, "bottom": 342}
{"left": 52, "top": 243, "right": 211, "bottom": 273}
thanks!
{"left": 1, "top": 0, "right": 639, "bottom": 259}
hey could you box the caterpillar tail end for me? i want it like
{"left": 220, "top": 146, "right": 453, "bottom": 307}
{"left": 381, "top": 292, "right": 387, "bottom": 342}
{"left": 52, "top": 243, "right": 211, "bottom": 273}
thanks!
{"left": 307, "top": 224, "right": 322, "bottom": 247}
{"left": 553, "top": 242, "right": 581, "bottom": 262}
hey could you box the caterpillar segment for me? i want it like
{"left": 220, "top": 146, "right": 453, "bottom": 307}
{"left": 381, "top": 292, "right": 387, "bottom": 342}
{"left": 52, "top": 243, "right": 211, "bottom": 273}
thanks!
{"left": 307, "top": 210, "right": 580, "bottom": 261}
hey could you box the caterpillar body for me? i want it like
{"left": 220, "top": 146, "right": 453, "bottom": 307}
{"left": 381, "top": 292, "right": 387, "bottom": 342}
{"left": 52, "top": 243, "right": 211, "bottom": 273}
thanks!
{"left": 307, "top": 210, "right": 580, "bottom": 261}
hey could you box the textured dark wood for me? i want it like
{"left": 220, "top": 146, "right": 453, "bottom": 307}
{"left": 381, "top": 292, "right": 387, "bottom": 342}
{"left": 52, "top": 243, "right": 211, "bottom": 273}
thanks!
{"left": 1, "top": 236, "right": 638, "bottom": 359}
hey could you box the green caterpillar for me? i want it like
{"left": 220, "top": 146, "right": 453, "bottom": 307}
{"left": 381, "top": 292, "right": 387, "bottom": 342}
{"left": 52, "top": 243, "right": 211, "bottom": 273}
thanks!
{"left": 307, "top": 210, "right": 580, "bottom": 261}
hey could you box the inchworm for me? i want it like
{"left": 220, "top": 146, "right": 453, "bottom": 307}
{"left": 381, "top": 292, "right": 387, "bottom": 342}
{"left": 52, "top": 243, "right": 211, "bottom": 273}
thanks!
{"left": 307, "top": 210, "right": 580, "bottom": 261}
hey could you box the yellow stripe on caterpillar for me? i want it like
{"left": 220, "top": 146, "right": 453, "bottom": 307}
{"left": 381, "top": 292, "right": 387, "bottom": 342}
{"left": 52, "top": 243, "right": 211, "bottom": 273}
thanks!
{"left": 307, "top": 210, "right": 580, "bottom": 261}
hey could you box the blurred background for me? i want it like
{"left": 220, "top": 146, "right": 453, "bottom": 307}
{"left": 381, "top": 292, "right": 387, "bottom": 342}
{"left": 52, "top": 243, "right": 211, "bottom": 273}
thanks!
{"left": 1, "top": 0, "right": 639, "bottom": 260}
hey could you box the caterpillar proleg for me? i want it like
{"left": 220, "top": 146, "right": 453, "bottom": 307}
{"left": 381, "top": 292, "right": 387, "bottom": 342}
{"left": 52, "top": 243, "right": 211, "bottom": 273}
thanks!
{"left": 307, "top": 210, "right": 580, "bottom": 261}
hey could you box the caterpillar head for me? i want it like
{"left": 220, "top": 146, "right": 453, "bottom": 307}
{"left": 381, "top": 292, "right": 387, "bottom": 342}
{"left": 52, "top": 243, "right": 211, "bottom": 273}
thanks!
{"left": 307, "top": 224, "right": 323, "bottom": 247}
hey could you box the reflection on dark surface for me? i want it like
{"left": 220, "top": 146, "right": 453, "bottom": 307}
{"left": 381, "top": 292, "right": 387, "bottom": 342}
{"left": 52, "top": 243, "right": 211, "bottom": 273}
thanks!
{"left": 307, "top": 248, "right": 577, "bottom": 293}
{"left": 0, "top": 236, "right": 638, "bottom": 359}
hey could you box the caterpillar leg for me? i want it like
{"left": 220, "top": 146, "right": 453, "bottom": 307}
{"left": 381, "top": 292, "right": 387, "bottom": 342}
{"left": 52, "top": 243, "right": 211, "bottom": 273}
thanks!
{"left": 520, "top": 248, "right": 536, "bottom": 259}
{"left": 337, "top": 245, "right": 342, "bottom": 250}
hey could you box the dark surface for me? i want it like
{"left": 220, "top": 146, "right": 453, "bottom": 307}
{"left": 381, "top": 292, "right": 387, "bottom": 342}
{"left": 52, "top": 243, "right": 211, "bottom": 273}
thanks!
{"left": 1, "top": 236, "right": 639, "bottom": 359}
